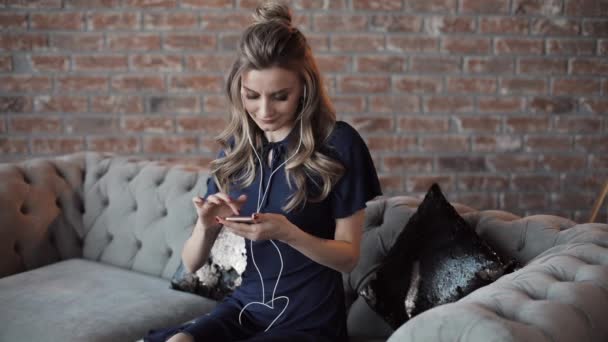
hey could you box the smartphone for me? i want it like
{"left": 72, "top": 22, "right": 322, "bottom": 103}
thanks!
{"left": 225, "top": 216, "right": 255, "bottom": 224}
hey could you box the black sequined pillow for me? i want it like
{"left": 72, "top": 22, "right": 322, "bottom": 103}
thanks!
{"left": 359, "top": 184, "right": 518, "bottom": 329}
{"left": 170, "top": 261, "right": 242, "bottom": 301}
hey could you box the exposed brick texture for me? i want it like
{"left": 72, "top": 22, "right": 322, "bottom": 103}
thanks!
{"left": 1, "top": 0, "right": 607, "bottom": 221}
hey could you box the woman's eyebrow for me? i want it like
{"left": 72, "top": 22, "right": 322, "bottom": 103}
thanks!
{"left": 242, "top": 86, "right": 291, "bottom": 94}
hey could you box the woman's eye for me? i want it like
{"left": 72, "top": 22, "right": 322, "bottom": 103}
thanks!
{"left": 274, "top": 95, "right": 288, "bottom": 101}
{"left": 245, "top": 94, "right": 258, "bottom": 100}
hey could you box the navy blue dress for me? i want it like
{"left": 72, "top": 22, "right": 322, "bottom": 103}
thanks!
{"left": 146, "top": 121, "right": 381, "bottom": 342}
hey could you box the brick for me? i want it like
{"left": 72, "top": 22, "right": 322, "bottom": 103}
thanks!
{"left": 0, "top": 119, "right": 5, "bottom": 133}
{"left": 580, "top": 97, "right": 608, "bottom": 114}
{"left": 169, "top": 75, "right": 224, "bottom": 93}
{"left": 500, "top": 78, "right": 547, "bottom": 94}
{"left": 65, "top": 0, "right": 121, "bottom": 7}
{"left": 575, "top": 135, "right": 608, "bottom": 152}
{"left": 458, "top": 175, "right": 509, "bottom": 191}
{"left": 107, "top": 34, "right": 161, "bottom": 51}
{"left": 496, "top": 38, "right": 544, "bottom": 55}
{"left": 529, "top": 97, "right": 575, "bottom": 114}
{"left": 478, "top": 96, "right": 523, "bottom": 113}
{"left": 386, "top": 36, "right": 438, "bottom": 53}
{"left": 64, "top": 116, "right": 120, "bottom": 134}
{"left": 0, "top": 137, "right": 28, "bottom": 154}
{"left": 143, "top": 13, "right": 197, "bottom": 30}
{"left": 91, "top": 96, "right": 144, "bottom": 113}
{"left": 590, "top": 154, "right": 608, "bottom": 169}
{"left": 513, "top": 0, "right": 562, "bottom": 16}
{"left": 369, "top": 95, "right": 420, "bottom": 113}
{"left": 88, "top": 136, "right": 140, "bottom": 153}
{"left": 424, "top": 96, "right": 474, "bottom": 113}
{"left": 447, "top": 77, "right": 496, "bottom": 94}
{"left": 306, "top": 33, "right": 329, "bottom": 52}
{"left": 442, "top": 37, "right": 491, "bottom": 54}
{"left": 143, "top": 136, "right": 198, "bottom": 153}
{"left": 32, "top": 137, "right": 85, "bottom": 154}
{"left": 486, "top": 154, "right": 536, "bottom": 172}
{"left": 553, "top": 78, "right": 601, "bottom": 95}
{"left": 353, "top": 0, "right": 402, "bottom": 10}
{"left": 525, "top": 135, "right": 572, "bottom": 151}
{"left": 406, "top": 175, "right": 454, "bottom": 192}
{"left": 453, "top": 115, "right": 501, "bottom": 132}
{"left": 180, "top": 0, "right": 233, "bottom": 8}
{"left": 571, "top": 58, "right": 608, "bottom": 76}
{"left": 200, "top": 14, "right": 252, "bottom": 31}
{"left": 289, "top": 0, "right": 348, "bottom": 10}
{"left": 366, "top": 136, "right": 417, "bottom": 152}
{"left": 344, "top": 115, "right": 393, "bottom": 132}
{"left": 176, "top": 115, "right": 226, "bottom": 134}
{"left": 111, "top": 75, "right": 165, "bottom": 92}
{"left": 331, "top": 95, "right": 366, "bottom": 113}
{"left": 186, "top": 54, "right": 235, "bottom": 72}
{"left": 505, "top": 116, "right": 550, "bottom": 133}
{"left": 372, "top": 15, "right": 422, "bottom": 32}
{"left": 0, "top": 33, "right": 48, "bottom": 51}
{"left": 314, "top": 14, "right": 367, "bottom": 32}
{"left": 461, "top": 0, "right": 509, "bottom": 13}
{"left": 0, "top": 76, "right": 52, "bottom": 93}
{"left": 124, "top": 0, "right": 178, "bottom": 8}
{"left": 539, "top": 154, "right": 586, "bottom": 172}
{"left": 398, "top": 116, "right": 449, "bottom": 132}
{"left": 565, "top": 0, "right": 608, "bottom": 16}
{"left": 131, "top": 54, "right": 182, "bottom": 72}
{"left": 34, "top": 96, "right": 87, "bottom": 113}
{"left": 404, "top": 0, "right": 458, "bottom": 13}
{"left": 122, "top": 115, "right": 174, "bottom": 133}
{"left": 547, "top": 38, "right": 596, "bottom": 55}
{"left": 465, "top": 57, "right": 514, "bottom": 74}
{"left": 0, "top": 13, "right": 27, "bottom": 29}
{"left": 420, "top": 135, "right": 469, "bottom": 152}
{"left": 149, "top": 96, "right": 200, "bottom": 113}
{"left": 31, "top": 12, "right": 83, "bottom": 30}
{"left": 9, "top": 116, "right": 62, "bottom": 133}
{"left": 315, "top": 55, "right": 351, "bottom": 73}
{"left": 600, "top": 40, "right": 608, "bottom": 55}
{"left": 57, "top": 76, "right": 107, "bottom": 93}
{"left": 424, "top": 16, "right": 475, "bottom": 34}
{"left": 332, "top": 35, "right": 384, "bottom": 52}
{"left": 73, "top": 55, "right": 128, "bottom": 71}
{"left": 531, "top": 18, "right": 580, "bottom": 36}
{"left": 356, "top": 55, "right": 405, "bottom": 72}
{"left": 511, "top": 174, "right": 560, "bottom": 191}
{"left": 438, "top": 156, "right": 487, "bottom": 171}
{"left": 6, "top": 0, "right": 61, "bottom": 8}
{"left": 502, "top": 192, "right": 548, "bottom": 211}
{"left": 479, "top": 17, "right": 528, "bottom": 34}
{"left": 339, "top": 76, "right": 390, "bottom": 93}
{"left": 472, "top": 135, "right": 522, "bottom": 152}
{"left": 563, "top": 172, "right": 608, "bottom": 191}
{"left": 452, "top": 193, "right": 498, "bottom": 210}
{"left": 0, "top": 96, "right": 33, "bottom": 113}
{"left": 394, "top": 76, "right": 442, "bottom": 93}
{"left": 583, "top": 20, "right": 608, "bottom": 37}
{"left": 410, "top": 56, "right": 461, "bottom": 73}
{"left": 383, "top": 156, "right": 434, "bottom": 172}
{"left": 50, "top": 33, "right": 103, "bottom": 51}
{"left": 518, "top": 58, "right": 567, "bottom": 74}
{"left": 378, "top": 175, "right": 403, "bottom": 193}
{"left": 0, "top": 55, "right": 12, "bottom": 71}
{"left": 88, "top": 12, "right": 139, "bottom": 30}
{"left": 551, "top": 192, "right": 595, "bottom": 210}
{"left": 203, "top": 95, "right": 228, "bottom": 113}
{"left": 29, "top": 55, "right": 69, "bottom": 72}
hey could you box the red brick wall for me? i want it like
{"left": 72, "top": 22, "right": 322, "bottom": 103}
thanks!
{"left": 1, "top": 0, "right": 607, "bottom": 221}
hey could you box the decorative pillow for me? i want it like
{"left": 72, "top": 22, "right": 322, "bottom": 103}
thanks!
{"left": 359, "top": 183, "right": 518, "bottom": 329}
{"left": 171, "top": 229, "right": 247, "bottom": 301}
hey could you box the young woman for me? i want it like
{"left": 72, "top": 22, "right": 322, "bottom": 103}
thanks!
{"left": 146, "top": 1, "right": 381, "bottom": 341}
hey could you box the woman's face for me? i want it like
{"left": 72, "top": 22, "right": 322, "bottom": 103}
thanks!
{"left": 241, "top": 66, "right": 303, "bottom": 142}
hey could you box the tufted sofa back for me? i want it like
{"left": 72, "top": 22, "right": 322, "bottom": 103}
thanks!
{"left": 0, "top": 152, "right": 209, "bottom": 281}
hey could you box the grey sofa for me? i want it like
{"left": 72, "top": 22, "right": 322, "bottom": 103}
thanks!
{"left": 1, "top": 152, "right": 607, "bottom": 342}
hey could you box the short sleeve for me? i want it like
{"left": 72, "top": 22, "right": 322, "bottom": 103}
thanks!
{"left": 202, "top": 149, "right": 225, "bottom": 199}
{"left": 329, "top": 122, "right": 382, "bottom": 219}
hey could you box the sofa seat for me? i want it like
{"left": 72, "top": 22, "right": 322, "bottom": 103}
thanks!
{"left": 0, "top": 258, "right": 216, "bottom": 342}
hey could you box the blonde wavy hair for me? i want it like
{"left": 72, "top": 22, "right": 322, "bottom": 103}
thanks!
{"left": 210, "top": 0, "right": 344, "bottom": 212}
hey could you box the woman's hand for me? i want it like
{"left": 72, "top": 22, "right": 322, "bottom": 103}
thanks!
{"left": 218, "top": 212, "right": 296, "bottom": 243}
{"left": 192, "top": 193, "right": 247, "bottom": 230}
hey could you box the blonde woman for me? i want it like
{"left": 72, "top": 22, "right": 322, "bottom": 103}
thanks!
{"left": 146, "top": 2, "right": 381, "bottom": 341}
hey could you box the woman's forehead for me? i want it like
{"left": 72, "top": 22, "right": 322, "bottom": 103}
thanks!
{"left": 241, "top": 66, "right": 300, "bottom": 92}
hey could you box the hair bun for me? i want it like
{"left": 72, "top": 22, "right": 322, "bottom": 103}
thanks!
{"left": 252, "top": 1, "right": 292, "bottom": 26}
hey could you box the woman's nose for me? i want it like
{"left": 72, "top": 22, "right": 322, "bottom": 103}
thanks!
{"left": 258, "top": 98, "right": 273, "bottom": 117}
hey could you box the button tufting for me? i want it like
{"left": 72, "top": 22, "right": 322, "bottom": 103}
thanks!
{"left": 136, "top": 240, "right": 142, "bottom": 249}
{"left": 167, "top": 249, "right": 173, "bottom": 257}
{"left": 156, "top": 178, "right": 165, "bottom": 186}
{"left": 132, "top": 203, "right": 138, "bottom": 211}
{"left": 20, "top": 205, "right": 28, "bottom": 215}
{"left": 102, "top": 198, "right": 109, "bottom": 206}
{"left": 55, "top": 198, "right": 62, "bottom": 208}
{"left": 107, "top": 234, "right": 114, "bottom": 241}
{"left": 22, "top": 174, "right": 31, "bottom": 185}
{"left": 161, "top": 208, "right": 168, "bottom": 217}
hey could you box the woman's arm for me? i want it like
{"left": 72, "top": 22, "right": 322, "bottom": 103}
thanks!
{"left": 181, "top": 219, "right": 222, "bottom": 273}
{"left": 220, "top": 209, "right": 365, "bottom": 273}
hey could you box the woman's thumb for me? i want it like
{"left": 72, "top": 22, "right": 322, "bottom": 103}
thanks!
{"left": 192, "top": 196, "right": 204, "bottom": 206}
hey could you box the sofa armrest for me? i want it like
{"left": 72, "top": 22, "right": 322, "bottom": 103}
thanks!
{"left": 0, "top": 153, "right": 87, "bottom": 278}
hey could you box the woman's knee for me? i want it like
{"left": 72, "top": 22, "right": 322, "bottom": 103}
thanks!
{"left": 166, "top": 332, "right": 194, "bottom": 342}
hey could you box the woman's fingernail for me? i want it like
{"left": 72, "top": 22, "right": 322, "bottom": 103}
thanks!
{"left": 215, "top": 216, "right": 220, "bottom": 223}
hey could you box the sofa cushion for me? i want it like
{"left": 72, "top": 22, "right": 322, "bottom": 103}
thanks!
{"left": 359, "top": 184, "right": 516, "bottom": 329}
{"left": 0, "top": 258, "right": 216, "bottom": 342}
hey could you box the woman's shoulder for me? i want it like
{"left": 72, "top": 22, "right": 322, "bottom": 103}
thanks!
{"left": 326, "top": 120, "right": 363, "bottom": 146}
